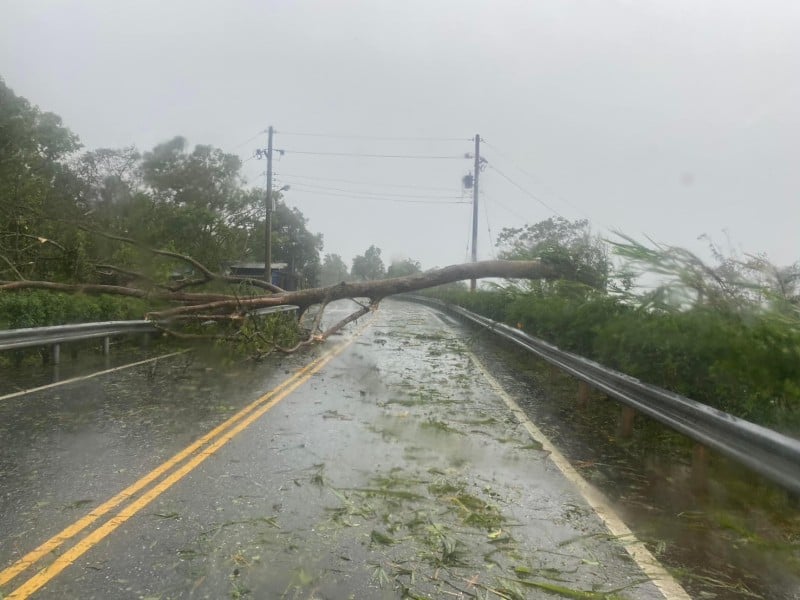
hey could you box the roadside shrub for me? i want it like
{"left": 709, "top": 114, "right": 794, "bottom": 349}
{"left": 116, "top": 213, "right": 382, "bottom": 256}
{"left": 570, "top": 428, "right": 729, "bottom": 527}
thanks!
{"left": 506, "top": 293, "right": 628, "bottom": 356}
{"left": 435, "top": 289, "right": 800, "bottom": 429}
{"left": 0, "top": 291, "right": 148, "bottom": 329}
{"left": 426, "top": 288, "right": 512, "bottom": 322}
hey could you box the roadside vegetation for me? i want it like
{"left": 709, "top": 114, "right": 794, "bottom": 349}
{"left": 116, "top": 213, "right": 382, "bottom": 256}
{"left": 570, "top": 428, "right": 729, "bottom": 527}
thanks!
{"left": 0, "top": 78, "right": 525, "bottom": 357}
{"left": 0, "top": 77, "right": 320, "bottom": 330}
{"left": 0, "top": 291, "right": 148, "bottom": 329}
{"left": 2, "top": 74, "right": 799, "bottom": 410}
{"left": 428, "top": 219, "right": 800, "bottom": 431}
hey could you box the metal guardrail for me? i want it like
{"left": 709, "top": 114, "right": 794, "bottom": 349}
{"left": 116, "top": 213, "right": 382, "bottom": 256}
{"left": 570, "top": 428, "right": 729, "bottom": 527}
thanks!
{"left": 409, "top": 295, "right": 800, "bottom": 496}
{"left": 0, "top": 321, "right": 157, "bottom": 351}
{"left": 0, "top": 305, "right": 299, "bottom": 354}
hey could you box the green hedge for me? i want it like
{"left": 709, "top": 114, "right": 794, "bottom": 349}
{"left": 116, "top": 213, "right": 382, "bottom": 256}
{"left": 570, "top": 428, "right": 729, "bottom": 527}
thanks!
{"left": 428, "top": 289, "right": 800, "bottom": 429}
{"left": 0, "top": 291, "right": 148, "bottom": 329}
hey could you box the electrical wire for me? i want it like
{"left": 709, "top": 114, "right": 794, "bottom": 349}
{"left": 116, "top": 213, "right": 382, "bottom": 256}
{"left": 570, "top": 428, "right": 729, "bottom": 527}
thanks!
{"left": 488, "top": 164, "right": 564, "bottom": 219}
{"left": 482, "top": 191, "right": 497, "bottom": 258}
{"left": 276, "top": 172, "right": 458, "bottom": 192}
{"left": 229, "top": 130, "right": 268, "bottom": 152}
{"left": 482, "top": 140, "right": 590, "bottom": 220}
{"left": 279, "top": 149, "right": 466, "bottom": 160}
{"left": 286, "top": 181, "right": 463, "bottom": 200}
{"left": 290, "top": 187, "right": 471, "bottom": 205}
{"left": 277, "top": 131, "right": 470, "bottom": 142}
{"left": 477, "top": 186, "right": 534, "bottom": 223}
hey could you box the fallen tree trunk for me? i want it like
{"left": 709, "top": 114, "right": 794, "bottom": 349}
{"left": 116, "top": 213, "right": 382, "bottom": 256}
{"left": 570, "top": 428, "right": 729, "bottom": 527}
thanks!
{"left": 1, "top": 259, "right": 552, "bottom": 319}
{"left": 144, "top": 260, "right": 553, "bottom": 319}
{"left": 0, "top": 259, "right": 554, "bottom": 356}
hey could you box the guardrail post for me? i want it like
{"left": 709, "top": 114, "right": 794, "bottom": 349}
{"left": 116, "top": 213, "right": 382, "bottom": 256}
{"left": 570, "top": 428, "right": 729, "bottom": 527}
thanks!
{"left": 619, "top": 406, "right": 636, "bottom": 438}
{"left": 52, "top": 343, "right": 61, "bottom": 365}
{"left": 103, "top": 336, "right": 110, "bottom": 355}
{"left": 577, "top": 381, "right": 591, "bottom": 407}
{"left": 691, "top": 443, "right": 709, "bottom": 494}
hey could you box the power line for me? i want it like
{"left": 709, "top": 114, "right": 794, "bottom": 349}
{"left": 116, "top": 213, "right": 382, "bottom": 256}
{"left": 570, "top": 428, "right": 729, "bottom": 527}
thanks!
{"left": 229, "top": 130, "right": 268, "bottom": 152}
{"left": 482, "top": 140, "right": 590, "bottom": 220}
{"left": 480, "top": 189, "right": 536, "bottom": 223}
{"left": 285, "top": 181, "right": 463, "bottom": 200}
{"left": 277, "top": 172, "right": 458, "bottom": 192}
{"left": 290, "top": 186, "right": 471, "bottom": 205}
{"left": 277, "top": 131, "right": 469, "bottom": 142}
{"left": 279, "top": 149, "right": 466, "bottom": 160}
{"left": 488, "top": 164, "right": 564, "bottom": 219}
{"left": 483, "top": 192, "right": 497, "bottom": 259}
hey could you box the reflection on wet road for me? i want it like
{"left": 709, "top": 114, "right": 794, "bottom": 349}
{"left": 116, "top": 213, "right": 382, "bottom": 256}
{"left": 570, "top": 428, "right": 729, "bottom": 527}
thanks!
{"left": 2, "top": 300, "right": 688, "bottom": 598}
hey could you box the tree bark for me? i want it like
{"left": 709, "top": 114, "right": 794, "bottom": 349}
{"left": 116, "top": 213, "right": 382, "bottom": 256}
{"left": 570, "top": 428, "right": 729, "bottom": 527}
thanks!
{"left": 144, "top": 260, "right": 553, "bottom": 319}
{"left": 1, "top": 259, "right": 553, "bottom": 322}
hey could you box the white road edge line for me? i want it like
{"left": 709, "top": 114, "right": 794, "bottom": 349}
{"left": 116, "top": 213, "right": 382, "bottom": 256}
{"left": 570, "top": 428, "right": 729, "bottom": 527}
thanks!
{"left": 469, "top": 350, "right": 693, "bottom": 600}
{"left": 0, "top": 350, "right": 191, "bottom": 402}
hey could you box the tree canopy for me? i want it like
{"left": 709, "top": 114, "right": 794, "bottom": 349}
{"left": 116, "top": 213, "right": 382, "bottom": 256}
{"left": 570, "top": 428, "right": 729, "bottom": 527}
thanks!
{"left": 320, "top": 253, "right": 350, "bottom": 286}
{"left": 496, "top": 217, "right": 609, "bottom": 293}
{"left": 387, "top": 258, "right": 422, "bottom": 278}
{"left": 0, "top": 78, "right": 323, "bottom": 290}
{"left": 1, "top": 77, "right": 84, "bottom": 282}
{"left": 351, "top": 245, "right": 385, "bottom": 281}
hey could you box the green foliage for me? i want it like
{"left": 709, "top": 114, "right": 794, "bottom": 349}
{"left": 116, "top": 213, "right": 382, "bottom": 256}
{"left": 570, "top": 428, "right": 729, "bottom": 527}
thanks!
{"left": 233, "top": 312, "right": 301, "bottom": 358}
{"left": 434, "top": 289, "right": 800, "bottom": 430}
{"left": 0, "top": 77, "right": 87, "bottom": 282}
{"left": 0, "top": 291, "right": 148, "bottom": 329}
{"left": 141, "top": 137, "right": 243, "bottom": 213}
{"left": 387, "top": 258, "right": 422, "bottom": 278}
{"left": 0, "top": 82, "right": 325, "bottom": 298}
{"left": 507, "top": 292, "right": 627, "bottom": 356}
{"left": 609, "top": 233, "right": 800, "bottom": 315}
{"left": 428, "top": 289, "right": 511, "bottom": 322}
{"left": 319, "top": 253, "right": 350, "bottom": 286}
{"left": 496, "top": 217, "right": 609, "bottom": 292}
{"left": 351, "top": 245, "right": 385, "bottom": 281}
{"left": 270, "top": 201, "right": 323, "bottom": 288}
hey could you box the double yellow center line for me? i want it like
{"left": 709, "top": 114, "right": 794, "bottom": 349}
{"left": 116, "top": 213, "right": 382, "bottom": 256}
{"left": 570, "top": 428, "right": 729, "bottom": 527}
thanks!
{"left": 0, "top": 324, "right": 367, "bottom": 599}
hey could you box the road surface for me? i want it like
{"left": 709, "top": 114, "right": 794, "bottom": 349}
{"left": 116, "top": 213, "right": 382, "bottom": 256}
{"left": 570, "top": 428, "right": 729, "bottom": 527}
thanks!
{"left": 0, "top": 299, "right": 688, "bottom": 599}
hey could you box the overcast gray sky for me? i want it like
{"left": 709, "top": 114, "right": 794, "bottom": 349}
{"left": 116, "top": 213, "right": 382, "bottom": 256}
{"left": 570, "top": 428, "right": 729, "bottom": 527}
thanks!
{"left": 2, "top": 0, "right": 798, "bottom": 270}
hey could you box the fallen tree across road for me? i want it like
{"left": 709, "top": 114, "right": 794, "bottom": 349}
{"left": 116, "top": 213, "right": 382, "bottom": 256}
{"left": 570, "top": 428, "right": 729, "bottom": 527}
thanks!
{"left": 2, "top": 258, "right": 555, "bottom": 354}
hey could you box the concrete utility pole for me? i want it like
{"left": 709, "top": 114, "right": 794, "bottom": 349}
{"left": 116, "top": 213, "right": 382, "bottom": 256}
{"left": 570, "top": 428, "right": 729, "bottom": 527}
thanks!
{"left": 264, "top": 126, "right": 274, "bottom": 283}
{"left": 470, "top": 133, "right": 481, "bottom": 292}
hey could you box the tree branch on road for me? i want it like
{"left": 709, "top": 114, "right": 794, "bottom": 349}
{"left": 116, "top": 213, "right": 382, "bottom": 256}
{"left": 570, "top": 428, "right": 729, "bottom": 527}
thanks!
{"left": 143, "top": 260, "right": 554, "bottom": 320}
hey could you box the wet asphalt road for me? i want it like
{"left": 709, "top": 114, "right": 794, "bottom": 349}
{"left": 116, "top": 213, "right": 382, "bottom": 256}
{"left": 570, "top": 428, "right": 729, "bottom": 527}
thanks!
{"left": 0, "top": 300, "right": 682, "bottom": 599}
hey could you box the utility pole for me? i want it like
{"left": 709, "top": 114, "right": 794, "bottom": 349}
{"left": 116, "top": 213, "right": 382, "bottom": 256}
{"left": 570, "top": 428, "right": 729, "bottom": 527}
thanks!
{"left": 264, "top": 126, "right": 274, "bottom": 283}
{"left": 470, "top": 133, "right": 481, "bottom": 292}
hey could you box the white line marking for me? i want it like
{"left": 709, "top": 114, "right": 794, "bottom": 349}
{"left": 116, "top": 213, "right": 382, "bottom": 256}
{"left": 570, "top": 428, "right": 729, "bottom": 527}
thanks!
{"left": 469, "top": 350, "right": 693, "bottom": 600}
{"left": 0, "top": 350, "right": 191, "bottom": 402}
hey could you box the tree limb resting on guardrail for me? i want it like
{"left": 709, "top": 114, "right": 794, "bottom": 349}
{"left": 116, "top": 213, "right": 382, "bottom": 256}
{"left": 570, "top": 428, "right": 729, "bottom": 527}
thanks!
{"left": 1, "top": 234, "right": 555, "bottom": 354}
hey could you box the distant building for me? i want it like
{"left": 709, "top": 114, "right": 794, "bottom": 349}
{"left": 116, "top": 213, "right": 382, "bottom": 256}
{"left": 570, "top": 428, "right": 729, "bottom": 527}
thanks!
{"left": 228, "top": 262, "right": 297, "bottom": 290}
